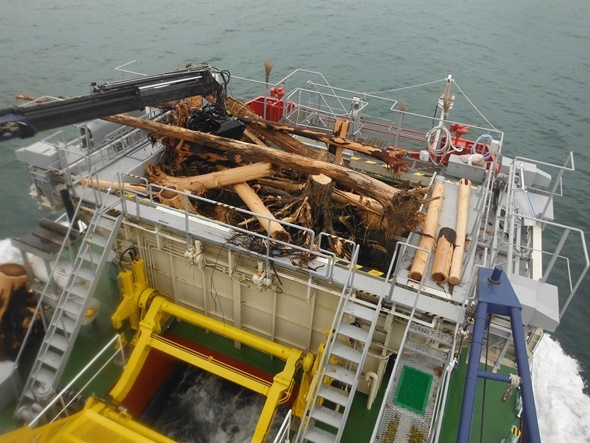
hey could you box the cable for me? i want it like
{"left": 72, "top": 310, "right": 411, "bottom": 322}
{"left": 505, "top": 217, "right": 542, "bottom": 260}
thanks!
{"left": 471, "top": 134, "right": 494, "bottom": 160}
{"left": 425, "top": 125, "right": 459, "bottom": 164}
{"left": 118, "top": 246, "right": 138, "bottom": 268}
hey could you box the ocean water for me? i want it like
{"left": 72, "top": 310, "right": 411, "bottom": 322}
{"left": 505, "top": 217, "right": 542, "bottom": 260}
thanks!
{"left": 1, "top": 0, "right": 589, "bottom": 440}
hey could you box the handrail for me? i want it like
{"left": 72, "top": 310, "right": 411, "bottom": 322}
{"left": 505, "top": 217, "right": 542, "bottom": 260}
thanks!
{"left": 29, "top": 334, "right": 125, "bottom": 427}
{"left": 295, "top": 243, "right": 360, "bottom": 440}
{"left": 36, "top": 109, "right": 165, "bottom": 191}
{"left": 118, "top": 180, "right": 357, "bottom": 280}
{"left": 517, "top": 214, "right": 589, "bottom": 319}
{"left": 272, "top": 410, "right": 292, "bottom": 443}
{"left": 500, "top": 151, "right": 587, "bottom": 319}
{"left": 430, "top": 360, "right": 457, "bottom": 443}
{"left": 13, "top": 168, "right": 101, "bottom": 368}
{"left": 512, "top": 152, "right": 575, "bottom": 220}
{"left": 370, "top": 241, "right": 433, "bottom": 442}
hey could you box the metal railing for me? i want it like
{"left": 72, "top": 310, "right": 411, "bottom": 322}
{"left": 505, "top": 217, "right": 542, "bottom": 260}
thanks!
{"left": 500, "top": 152, "right": 588, "bottom": 318}
{"left": 28, "top": 334, "right": 126, "bottom": 427}
{"left": 370, "top": 241, "right": 433, "bottom": 442}
{"left": 58, "top": 109, "right": 165, "bottom": 190}
{"left": 294, "top": 244, "right": 361, "bottom": 440}
{"left": 14, "top": 168, "right": 102, "bottom": 369}
{"left": 231, "top": 69, "right": 504, "bottom": 157}
{"left": 272, "top": 410, "right": 292, "bottom": 443}
{"left": 116, "top": 178, "right": 358, "bottom": 281}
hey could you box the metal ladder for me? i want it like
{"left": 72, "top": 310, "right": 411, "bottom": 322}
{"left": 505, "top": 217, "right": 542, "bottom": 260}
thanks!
{"left": 16, "top": 210, "right": 123, "bottom": 417}
{"left": 298, "top": 247, "right": 384, "bottom": 443}
{"left": 404, "top": 321, "right": 454, "bottom": 367}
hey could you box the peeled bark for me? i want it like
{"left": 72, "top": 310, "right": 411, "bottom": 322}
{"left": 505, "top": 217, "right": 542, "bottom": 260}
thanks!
{"left": 146, "top": 162, "right": 274, "bottom": 194}
{"left": 231, "top": 182, "right": 291, "bottom": 242}
{"left": 409, "top": 180, "right": 445, "bottom": 281}
{"left": 449, "top": 178, "right": 472, "bottom": 285}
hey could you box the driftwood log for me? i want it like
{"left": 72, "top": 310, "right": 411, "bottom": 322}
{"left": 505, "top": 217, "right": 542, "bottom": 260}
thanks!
{"left": 104, "top": 114, "right": 408, "bottom": 212}
{"left": 449, "top": 178, "right": 472, "bottom": 285}
{"left": 431, "top": 227, "right": 456, "bottom": 283}
{"left": 158, "top": 187, "right": 198, "bottom": 213}
{"left": 80, "top": 178, "right": 147, "bottom": 194}
{"left": 226, "top": 97, "right": 318, "bottom": 158}
{"left": 145, "top": 162, "right": 274, "bottom": 195}
{"left": 409, "top": 179, "right": 445, "bottom": 281}
{"left": 328, "top": 118, "right": 350, "bottom": 164}
{"left": 231, "top": 105, "right": 407, "bottom": 171}
{"left": 231, "top": 182, "right": 291, "bottom": 242}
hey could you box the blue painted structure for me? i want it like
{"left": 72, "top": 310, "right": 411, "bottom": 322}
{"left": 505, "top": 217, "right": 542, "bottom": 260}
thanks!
{"left": 457, "top": 266, "right": 541, "bottom": 443}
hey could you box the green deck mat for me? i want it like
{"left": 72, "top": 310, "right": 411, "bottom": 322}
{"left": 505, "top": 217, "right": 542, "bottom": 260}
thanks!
{"left": 394, "top": 365, "right": 433, "bottom": 415}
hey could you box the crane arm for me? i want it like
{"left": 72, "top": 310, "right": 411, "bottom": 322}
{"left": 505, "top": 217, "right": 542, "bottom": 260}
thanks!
{"left": 0, "top": 65, "right": 228, "bottom": 141}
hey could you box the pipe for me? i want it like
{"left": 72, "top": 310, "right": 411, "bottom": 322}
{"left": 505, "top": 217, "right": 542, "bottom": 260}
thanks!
{"left": 155, "top": 297, "right": 292, "bottom": 360}
{"left": 476, "top": 370, "right": 511, "bottom": 383}
{"left": 365, "top": 371, "right": 379, "bottom": 410}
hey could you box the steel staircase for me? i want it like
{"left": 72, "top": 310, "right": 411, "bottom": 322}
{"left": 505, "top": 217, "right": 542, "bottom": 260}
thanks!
{"left": 16, "top": 211, "right": 123, "bottom": 416}
{"left": 404, "top": 320, "right": 454, "bottom": 367}
{"left": 298, "top": 247, "right": 384, "bottom": 443}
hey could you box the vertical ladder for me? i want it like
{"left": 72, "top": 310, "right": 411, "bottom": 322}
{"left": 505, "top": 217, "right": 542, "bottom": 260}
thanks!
{"left": 16, "top": 212, "right": 123, "bottom": 417}
{"left": 298, "top": 250, "right": 384, "bottom": 442}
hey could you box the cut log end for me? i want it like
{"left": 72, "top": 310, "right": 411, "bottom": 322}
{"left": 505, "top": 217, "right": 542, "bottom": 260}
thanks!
{"left": 431, "top": 227, "right": 456, "bottom": 284}
{"left": 409, "top": 270, "right": 423, "bottom": 281}
{"left": 271, "top": 230, "right": 292, "bottom": 243}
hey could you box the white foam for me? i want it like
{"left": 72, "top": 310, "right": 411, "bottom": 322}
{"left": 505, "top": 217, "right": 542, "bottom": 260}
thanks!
{"left": 0, "top": 239, "right": 22, "bottom": 264}
{"left": 533, "top": 335, "right": 590, "bottom": 442}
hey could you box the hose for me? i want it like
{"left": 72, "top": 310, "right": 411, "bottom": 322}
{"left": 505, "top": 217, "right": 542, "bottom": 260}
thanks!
{"left": 426, "top": 125, "right": 458, "bottom": 164}
{"left": 471, "top": 134, "right": 494, "bottom": 160}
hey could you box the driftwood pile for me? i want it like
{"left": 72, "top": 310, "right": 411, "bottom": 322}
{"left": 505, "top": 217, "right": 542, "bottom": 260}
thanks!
{"left": 102, "top": 96, "right": 429, "bottom": 272}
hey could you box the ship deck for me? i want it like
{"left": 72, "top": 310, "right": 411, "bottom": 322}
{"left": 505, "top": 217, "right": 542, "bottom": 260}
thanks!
{"left": 0, "top": 279, "right": 388, "bottom": 442}
{"left": 438, "top": 350, "right": 522, "bottom": 443}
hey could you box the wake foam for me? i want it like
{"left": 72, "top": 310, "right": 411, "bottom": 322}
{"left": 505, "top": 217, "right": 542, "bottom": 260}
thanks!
{"left": 533, "top": 336, "right": 590, "bottom": 442}
{"left": 0, "top": 239, "right": 21, "bottom": 264}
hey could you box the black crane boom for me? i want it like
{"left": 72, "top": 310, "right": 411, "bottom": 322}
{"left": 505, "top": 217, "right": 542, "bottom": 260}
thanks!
{"left": 0, "top": 65, "right": 228, "bottom": 141}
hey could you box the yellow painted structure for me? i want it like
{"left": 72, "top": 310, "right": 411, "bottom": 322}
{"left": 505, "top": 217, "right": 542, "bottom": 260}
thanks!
{"left": 0, "top": 257, "right": 313, "bottom": 442}
{"left": 109, "top": 294, "right": 303, "bottom": 442}
{"left": 111, "top": 258, "right": 157, "bottom": 331}
{"left": 109, "top": 257, "right": 306, "bottom": 442}
{"left": 0, "top": 400, "right": 176, "bottom": 443}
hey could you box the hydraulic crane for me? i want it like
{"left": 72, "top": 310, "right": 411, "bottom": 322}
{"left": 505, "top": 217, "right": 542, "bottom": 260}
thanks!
{"left": 0, "top": 64, "right": 230, "bottom": 141}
